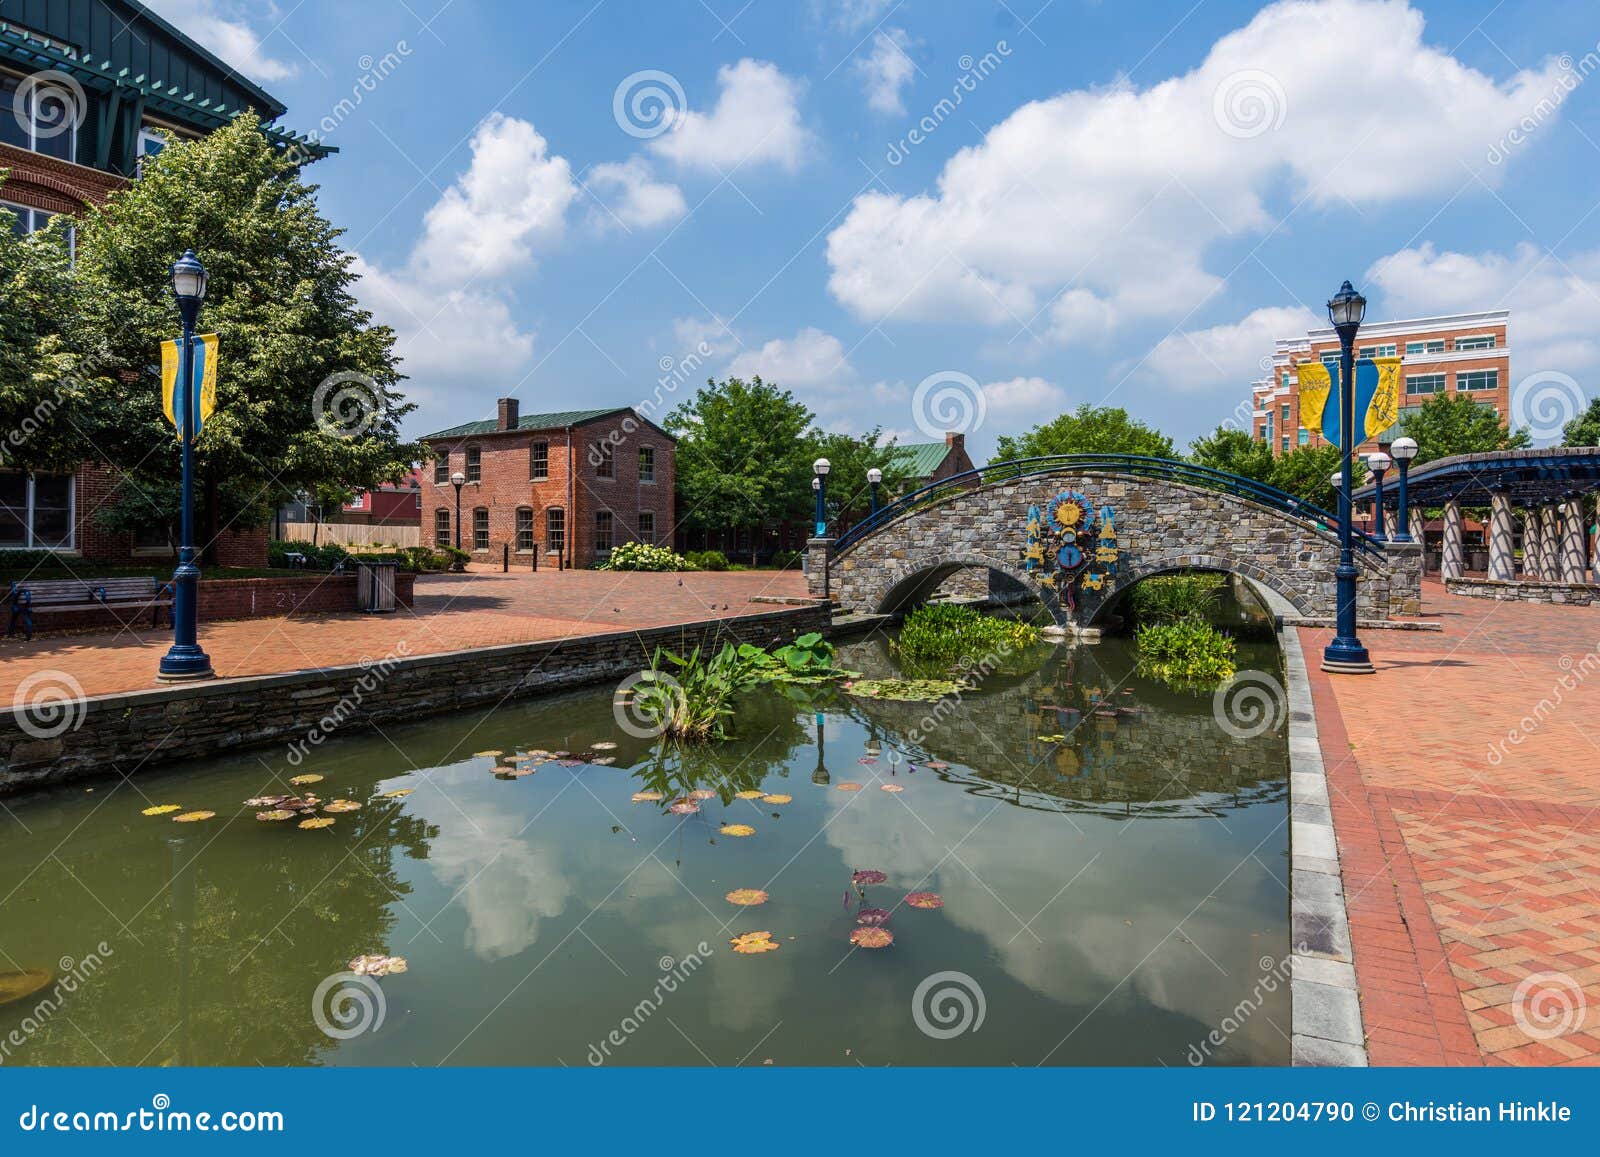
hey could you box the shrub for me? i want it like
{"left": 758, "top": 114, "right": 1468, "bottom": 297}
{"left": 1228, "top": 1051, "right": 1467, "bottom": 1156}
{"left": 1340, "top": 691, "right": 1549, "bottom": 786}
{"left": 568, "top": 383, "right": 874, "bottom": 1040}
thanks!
{"left": 686, "top": 549, "right": 729, "bottom": 571}
{"left": 1127, "top": 573, "right": 1226, "bottom": 624}
{"left": 598, "top": 542, "right": 691, "bottom": 572}
{"left": 268, "top": 540, "right": 350, "bottom": 570}
{"left": 893, "top": 603, "right": 1041, "bottom": 673}
{"left": 769, "top": 549, "right": 802, "bottom": 570}
{"left": 1134, "top": 619, "right": 1237, "bottom": 685}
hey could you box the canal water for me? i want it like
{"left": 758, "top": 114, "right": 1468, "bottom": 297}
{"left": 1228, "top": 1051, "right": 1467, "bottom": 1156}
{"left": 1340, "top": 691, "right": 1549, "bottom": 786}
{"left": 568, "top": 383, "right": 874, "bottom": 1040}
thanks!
{"left": 0, "top": 632, "right": 1289, "bottom": 1067}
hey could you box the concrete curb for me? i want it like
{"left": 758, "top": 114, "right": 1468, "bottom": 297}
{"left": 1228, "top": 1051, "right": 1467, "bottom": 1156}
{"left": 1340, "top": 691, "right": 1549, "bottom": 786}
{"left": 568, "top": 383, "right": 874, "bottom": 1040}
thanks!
{"left": 1281, "top": 626, "right": 1369, "bottom": 1067}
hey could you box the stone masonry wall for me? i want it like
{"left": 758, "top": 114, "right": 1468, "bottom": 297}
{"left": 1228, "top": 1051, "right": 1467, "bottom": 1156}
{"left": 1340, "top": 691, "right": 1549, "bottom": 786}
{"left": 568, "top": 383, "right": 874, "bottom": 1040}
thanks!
{"left": 1445, "top": 576, "right": 1597, "bottom": 606}
{"left": 809, "top": 472, "right": 1421, "bottom": 624}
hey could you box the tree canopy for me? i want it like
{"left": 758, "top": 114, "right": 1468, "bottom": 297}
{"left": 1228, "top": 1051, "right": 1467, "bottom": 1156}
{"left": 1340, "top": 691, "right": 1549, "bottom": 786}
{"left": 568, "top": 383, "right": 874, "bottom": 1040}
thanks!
{"left": 996, "top": 404, "right": 1175, "bottom": 460}
{"left": 1399, "top": 392, "right": 1529, "bottom": 465}
{"left": 1561, "top": 397, "right": 1600, "bottom": 447}
{"left": 1187, "top": 425, "right": 1276, "bottom": 485}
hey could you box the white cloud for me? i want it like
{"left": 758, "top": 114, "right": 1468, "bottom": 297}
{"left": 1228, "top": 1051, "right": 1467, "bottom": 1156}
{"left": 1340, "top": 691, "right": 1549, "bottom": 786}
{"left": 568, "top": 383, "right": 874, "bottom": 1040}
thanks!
{"left": 857, "top": 28, "right": 916, "bottom": 115}
{"left": 981, "top": 375, "right": 1067, "bottom": 415}
{"left": 141, "top": 0, "right": 295, "bottom": 83}
{"left": 1366, "top": 242, "right": 1600, "bottom": 372}
{"left": 672, "top": 314, "right": 740, "bottom": 359}
{"left": 826, "top": 0, "right": 1565, "bottom": 339}
{"left": 1142, "top": 305, "right": 1320, "bottom": 394}
{"left": 650, "top": 59, "right": 812, "bottom": 173}
{"left": 412, "top": 114, "right": 578, "bottom": 282}
{"left": 830, "top": 0, "right": 893, "bottom": 31}
{"left": 584, "top": 157, "right": 687, "bottom": 229}
{"left": 728, "top": 327, "right": 852, "bottom": 388}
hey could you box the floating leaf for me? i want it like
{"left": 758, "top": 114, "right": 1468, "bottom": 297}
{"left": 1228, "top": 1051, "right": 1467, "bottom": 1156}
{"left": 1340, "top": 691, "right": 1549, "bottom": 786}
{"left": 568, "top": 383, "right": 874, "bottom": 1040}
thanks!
{"left": 905, "top": 891, "right": 944, "bottom": 909}
{"left": 348, "top": 954, "right": 407, "bottom": 977}
{"left": 849, "top": 927, "right": 894, "bottom": 949}
{"left": 720, "top": 824, "right": 756, "bottom": 837}
{"left": 555, "top": 759, "right": 584, "bottom": 767}
{"left": 381, "top": 789, "right": 414, "bottom": 799}
{"left": 690, "top": 789, "right": 717, "bottom": 800}
{"left": 0, "top": 968, "right": 54, "bottom": 1006}
{"left": 923, "top": 761, "right": 949, "bottom": 770}
{"left": 851, "top": 869, "right": 887, "bottom": 886}
{"left": 298, "top": 817, "right": 335, "bottom": 830}
{"left": 836, "top": 783, "right": 863, "bottom": 792}
{"left": 591, "top": 757, "right": 617, "bottom": 766}
{"left": 141, "top": 804, "right": 182, "bottom": 816}
{"left": 843, "top": 678, "right": 963, "bottom": 703}
{"left": 631, "top": 791, "right": 665, "bottom": 803}
{"left": 323, "top": 800, "right": 362, "bottom": 813}
{"left": 243, "top": 796, "right": 288, "bottom": 808}
{"left": 668, "top": 800, "right": 700, "bottom": 815}
{"left": 472, "top": 750, "right": 502, "bottom": 758}
{"left": 592, "top": 741, "right": 618, "bottom": 751}
{"left": 725, "top": 888, "right": 769, "bottom": 906}
{"left": 497, "top": 767, "right": 534, "bottom": 779}
{"left": 256, "top": 809, "right": 296, "bottom": 822}
{"left": 856, "top": 908, "right": 891, "bottom": 926}
{"left": 551, "top": 751, "right": 572, "bottom": 758}
{"left": 858, "top": 757, "right": 878, "bottom": 765}
{"left": 730, "top": 931, "right": 780, "bottom": 954}
{"left": 172, "top": 811, "right": 214, "bottom": 823}
{"left": 761, "top": 794, "right": 792, "bottom": 805}
{"left": 880, "top": 784, "right": 904, "bottom": 793}
{"left": 735, "top": 790, "right": 765, "bottom": 800}
{"left": 288, "top": 774, "right": 323, "bottom": 785}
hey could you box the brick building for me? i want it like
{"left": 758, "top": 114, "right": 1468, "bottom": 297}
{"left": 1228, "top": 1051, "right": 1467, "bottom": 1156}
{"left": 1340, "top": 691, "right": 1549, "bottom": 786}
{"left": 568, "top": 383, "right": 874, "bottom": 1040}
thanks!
{"left": 1251, "top": 311, "right": 1512, "bottom": 456}
{"left": 339, "top": 468, "right": 424, "bottom": 527}
{"left": 0, "top": 0, "right": 325, "bottom": 566}
{"left": 421, "top": 400, "right": 676, "bottom": 569}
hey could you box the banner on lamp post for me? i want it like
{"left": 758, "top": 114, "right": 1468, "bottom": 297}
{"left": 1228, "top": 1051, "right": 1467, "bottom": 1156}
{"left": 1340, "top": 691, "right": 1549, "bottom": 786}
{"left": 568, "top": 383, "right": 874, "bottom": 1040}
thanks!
{"left": 159, "top": 333, "right": 219, "bottom": 443}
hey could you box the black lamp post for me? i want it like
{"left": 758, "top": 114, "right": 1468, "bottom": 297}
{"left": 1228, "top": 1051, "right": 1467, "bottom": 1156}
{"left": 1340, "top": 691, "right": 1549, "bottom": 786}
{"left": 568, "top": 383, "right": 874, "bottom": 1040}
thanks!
{"left": 1366, "top": 450, "right": 1391, "bottom": 542}
{"left": 1391, "top": 436, "right": 1417, "bottom": 542}
{"left": 813, "top": 457, "right": 830, "bottom": 536}
{"left": 1322, "top": 280, "right": 1373, "bottom": 675}
{"left": 811, "top": 711, "right": 829, "bottom": 786}
{"left": 451, "top": 470, "right": 466, "bottom": 571}
{"left": 867, "top": 467, "right": 882, "bottom": 517}
{"left": 157, "top": 249, "right": 214, "bottom": 682}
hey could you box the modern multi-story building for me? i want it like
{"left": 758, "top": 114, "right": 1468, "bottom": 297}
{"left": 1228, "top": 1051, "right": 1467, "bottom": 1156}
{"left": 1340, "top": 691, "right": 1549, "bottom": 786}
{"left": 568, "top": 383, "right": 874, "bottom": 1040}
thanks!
{"left": 0, "top": 0, "right": 325, "bottom": 564}
{"left": 1251, "top": 311, "right": 1511, "bottom": 456}
{"left": 421, "top": 400, "right": 676, "bottom": 568}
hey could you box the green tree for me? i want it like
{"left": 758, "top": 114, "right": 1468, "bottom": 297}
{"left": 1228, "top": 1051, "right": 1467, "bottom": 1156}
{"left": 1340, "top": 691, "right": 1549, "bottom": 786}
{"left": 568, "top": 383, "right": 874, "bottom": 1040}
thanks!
{"left": 1187, "top": 425, "right": 1276, "bottom": 484}
{"left": 1268, "top": 443, "right": 1351, "bottom": 507}
{"left": 70, "top": 114, "right": 417, "bottom": 560}
{"left": 667, "top": 377, "right": 816, "bottom": 562}
{"left": 1561, "top": 397, "right": 1600, "bottom": 446}
{"left": 809, "top": 428, "right": 916, "bottom": 522}
{"left": 996, "top": 404, "right": 1175, "bottom": 460}
{"left": 1399, "top": 392, "right": 1529, "bottom": 464}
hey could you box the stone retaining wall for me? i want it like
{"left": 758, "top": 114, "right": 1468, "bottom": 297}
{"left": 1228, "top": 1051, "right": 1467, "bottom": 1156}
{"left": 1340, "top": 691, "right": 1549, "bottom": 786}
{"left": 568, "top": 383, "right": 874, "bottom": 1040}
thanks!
{"left": 1445, "top": 576, "right": 1597, "bottom": 606}
{"left": 0, "top": 602, "right": 831, "bottom": 794}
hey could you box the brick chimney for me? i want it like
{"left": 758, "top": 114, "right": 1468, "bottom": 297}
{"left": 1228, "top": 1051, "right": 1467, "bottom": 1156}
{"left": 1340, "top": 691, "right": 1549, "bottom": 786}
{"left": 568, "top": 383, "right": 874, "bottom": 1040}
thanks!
{"left": 945, "top": 431, "right": 964, "bottom": 454}
{"left": 497, "top": 397, "right": 519, "bottom": 431}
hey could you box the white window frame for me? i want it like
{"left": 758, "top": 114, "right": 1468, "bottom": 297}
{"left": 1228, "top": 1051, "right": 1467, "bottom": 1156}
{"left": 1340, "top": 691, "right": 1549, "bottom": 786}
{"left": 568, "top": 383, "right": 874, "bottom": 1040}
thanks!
{"left": 1454, "top": 334, "right": 1496, "bottom": 352}
{"left": 0, "top": 471, "right": 76, "bottom": 551}
{"left": 637, "top": 511, "right": 655, "bottom": 543}
{"left": 1406, "top": 373, "right": 1446, "bottom": 395}
{"left": 2, "top": 71, "right": 77, "bottom": 160}
{"left": 1457, "top": 369, "right": 1499, "bottom": 392}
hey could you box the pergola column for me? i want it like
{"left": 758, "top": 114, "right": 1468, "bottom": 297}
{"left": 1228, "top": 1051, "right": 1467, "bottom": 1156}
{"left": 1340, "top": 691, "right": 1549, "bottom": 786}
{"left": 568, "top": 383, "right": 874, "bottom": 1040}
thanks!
{"left": 1442, "top": 499, "right": 1464, "bottom": 580}
{"left": 1409, "top": 505, "right": 1426, "bottom": 560}
{"left": 1522, "top": 510, "right": 1546, "bottom": 580}
{"left": 1540, "top": 505, "right": 1562, "bottom": 581}
{"left": 1561, "top": 497, "right": 1588, "bottom": 584}
{"left": 1488, "top": 492, "right": 1515, "bottom": 582}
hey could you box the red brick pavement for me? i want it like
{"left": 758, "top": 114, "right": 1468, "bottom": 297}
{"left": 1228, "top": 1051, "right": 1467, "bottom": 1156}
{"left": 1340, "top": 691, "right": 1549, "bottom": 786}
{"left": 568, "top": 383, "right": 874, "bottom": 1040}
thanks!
{"left": 1300, "top": 579, "right": 1600, "bottom": 1065}
{"left": 0, "top": 569, "right": 811, "bottom": 701}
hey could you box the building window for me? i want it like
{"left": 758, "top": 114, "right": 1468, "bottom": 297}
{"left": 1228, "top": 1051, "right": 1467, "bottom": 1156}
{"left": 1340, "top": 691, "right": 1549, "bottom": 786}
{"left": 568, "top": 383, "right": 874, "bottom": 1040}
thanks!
{"left": 0, "top": 72, "right": 76, "bottom": 161}
{"left": 1280, "top": 404, "right": 1290, "bottom": 422}
{"left": 1404, "top": 339, "right": 1445, "bottom": 356}
{"left": 1457, "top": 370, "right": 1499, "bottom": 392}
{"left": 434, "top": 508, "right": 451, "bottom": 547}
{"left": 472, "top": 507, "right": 490, "bottom": 550}
{"left": 3, "top": 201, "right": 75, "bottom": 260}
{"left": 530, "top": 441, "right": 548, "bottom": 480}
{"left": 465, "top": 444, "right": 482, "bottom": 482}
{"left": 1298, "top": 428, "right": 1309, "bottom": 445}
{"left": 638, "top": 511, "right": 655, "bottom": 543}
{"left": 638, "top": 446, "right": 655, "bottom": 483}
{"left": 595, "top": 510, "right": 614, "bottom": 552}
{"left": 1319, "top": 352, "right": 1340, "bottom": 365}
{"left": 515, "top": 506, "right": 535, "bottom": 552}
{"left": 1358, "top": 344, "right": 1397, "bottom": 359}
{"left": 434, "top": 457, "right": 450, "bottom": 485}
{"left": 546, "top": 507, "right": 565, "bottom": 554}
{"left": 1454, "top": 335, "right": 1496, "bottom": 351}
{"left": 0, "top": 472, "right": 75, "bottom": 549}
{"left": 595, "top": 442, "right": 614, "bottom": 479}
{"left": 1407, "top": 373, "right": 1446, "bottom": 395}
{"left": 1281, "top": 435, "right": 1289, "bottom": 452}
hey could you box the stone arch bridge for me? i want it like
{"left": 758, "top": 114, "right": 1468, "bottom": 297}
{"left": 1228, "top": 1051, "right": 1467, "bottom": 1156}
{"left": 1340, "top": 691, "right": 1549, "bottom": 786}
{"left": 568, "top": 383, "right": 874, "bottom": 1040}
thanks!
{"left": 806, "top": 456, "right": 1421, "bottom": 627}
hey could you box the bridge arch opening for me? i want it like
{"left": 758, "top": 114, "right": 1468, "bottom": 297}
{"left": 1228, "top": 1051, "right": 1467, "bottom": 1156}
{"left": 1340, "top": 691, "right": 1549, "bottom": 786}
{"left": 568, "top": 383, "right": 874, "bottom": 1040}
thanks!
{"left": 1084, "top": 559, "right": 1313, "bottom": 628}
{"left": 871, "top": 553, "right": 1064, "bottom": 627}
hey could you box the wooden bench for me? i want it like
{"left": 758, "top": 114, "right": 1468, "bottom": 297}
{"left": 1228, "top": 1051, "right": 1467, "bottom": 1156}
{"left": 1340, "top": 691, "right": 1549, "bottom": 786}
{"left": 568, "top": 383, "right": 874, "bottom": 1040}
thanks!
{"left": 7, "top": 577, "right": 174, "bottom": 641}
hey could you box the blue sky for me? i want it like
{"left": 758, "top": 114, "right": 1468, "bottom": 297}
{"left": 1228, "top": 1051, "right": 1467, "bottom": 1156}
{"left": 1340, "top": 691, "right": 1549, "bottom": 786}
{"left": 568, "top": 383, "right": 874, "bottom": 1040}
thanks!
{"left": 152, "top": 0, "right": 1600, "bottom": 457}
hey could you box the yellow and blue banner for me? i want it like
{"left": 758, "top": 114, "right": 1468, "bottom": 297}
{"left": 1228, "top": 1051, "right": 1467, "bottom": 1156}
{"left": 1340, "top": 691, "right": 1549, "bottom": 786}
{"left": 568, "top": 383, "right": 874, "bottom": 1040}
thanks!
{"left": 1296, "top": 356, "right": 1400, "bottom": 447}
{"left": 160, "top": 333, "right": 219, "bottom": 442}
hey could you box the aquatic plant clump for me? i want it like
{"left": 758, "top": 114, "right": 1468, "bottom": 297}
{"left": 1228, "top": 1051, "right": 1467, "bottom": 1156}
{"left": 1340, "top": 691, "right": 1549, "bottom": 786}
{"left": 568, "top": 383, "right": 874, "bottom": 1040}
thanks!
{"left": 892, "top": 604, "right": 1042, "bottom": 673}
{"left": 1126, "top": 572, "right": 1227, "bottom": 625}
{"left": 1134, "top": 620, "right": 1237, "bottom": 686}
{"left": 842, "top": 678, "right": 964, "bottom": 703}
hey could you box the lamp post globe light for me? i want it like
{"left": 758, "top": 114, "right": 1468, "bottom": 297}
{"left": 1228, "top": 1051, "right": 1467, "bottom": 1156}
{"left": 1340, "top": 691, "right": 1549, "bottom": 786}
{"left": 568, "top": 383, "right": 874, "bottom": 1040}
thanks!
{"left": 1322, "top": 280, "right": 1373, "bottom": 674}
{"left": 813, "top": 457, "right": 831, "bottom": 537}
{"left": 157, "top": 249, "right": 214, "bottom": 682}
{"left": 450, "top": 470, "right": 466, "bottom": 570}
{"left": 1390, "top": 436, "right": 1418, "bottom": 542}
{"left": 1366, "top": 450, "right": 1392, "bottom": 542}
{"left": 867, "top": 467, "right": 882, "bottom": 517}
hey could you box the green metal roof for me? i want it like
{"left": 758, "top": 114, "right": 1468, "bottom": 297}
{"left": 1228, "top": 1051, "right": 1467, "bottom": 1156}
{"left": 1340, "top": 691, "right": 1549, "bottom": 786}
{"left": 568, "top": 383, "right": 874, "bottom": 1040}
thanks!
{"left": 421, "top": 408, "right": 630, "bottom": 441}
{"left": 890, "top": 441, "right": 953, "bottom": 478}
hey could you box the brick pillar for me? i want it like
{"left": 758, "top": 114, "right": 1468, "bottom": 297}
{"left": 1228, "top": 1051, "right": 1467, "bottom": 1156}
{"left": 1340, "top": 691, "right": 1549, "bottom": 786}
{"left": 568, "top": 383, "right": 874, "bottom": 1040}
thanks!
{"left": 1521, "top": 511, "right": 1545, "bottom": 580}
{"left": 1561, "top": 497, "right": 1588, "bottom": 584}
{"left": 1488, "top": 493, "right": 1515, "bottom": 582}
{"left": 1442, "top": 500, "right": 1463, "bottom": 580}
{"left": 1539, "top": 505, "right": 1561, "bottom": 581}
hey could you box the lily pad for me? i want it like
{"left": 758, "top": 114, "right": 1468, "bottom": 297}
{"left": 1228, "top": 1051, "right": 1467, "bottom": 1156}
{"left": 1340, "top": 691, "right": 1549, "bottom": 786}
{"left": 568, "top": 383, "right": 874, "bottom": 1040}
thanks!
{"left": 0, "top": 968, "right": 54, "bottom": 1006}
{"left": 923, "top": 761, "right": 950, "bottom": 770}
{"left": 851, "top": 869, "right": 887, "bottom": 887}
{"left": 380, "top": 789, "right": 414, "bottom": 799}
{"left": 348, "top": 954, "right": 407, "bottom": 977}
{"left": 591, "top": 757, "right": 617, "bottom": 766}
{"left": 761, "top": 794, "right": 792, "bottom": 805}
{"left": 668, "top": 800, "right": 700, "bottom": 815}
{"left": 172, "top": 811, "right": 214, "bottom": 823}
{"left": 298, "top": 817, "right": 335, "bottom": 830}
{"left": 719, "top": 824, "right": 756, "bottom": 837}
{"left": 472, "top": 750, "right": 502, "bottom": 758}
{"left": 856, "top": 908, "right": 891, "bottom": 926}
{"left": 848, "top": 926, "right": 894, "bottom": 949}
{"left": 729, "top": 931, "right": 780, "bottom": 955}
{"left": 323, "top": 800, "right": 362, "bottom": 813}
{"left": 631, "top": 791, "right": 665, "bottom": 803}
{"left": 592, "top": 741, "right": 618, "bottom": 751}
{"left": 725, "top": 888, "right": 769, "bottom": 906}
{"left": 843, "top": 678, "right": 963, "bottom": 703}
{"left": 243, "top": 796, "right": 288, "bottom": 808}
{"left": 905, "top": 891, "right": 944, "bottom": 909}
{"left": 880, "top": 784, "right": 904, "bottom": 793}
{"left": 256, "top": 809, "right": 296, "bottom": 822}
{"left": 836, "top": 782, "right": 863, "bottom": 792}
{"left": 734, "top": 790, "right": 765, "bottom": 800}
{"left": 288, "top": 774, "right": 323, "bottom": 786}
{"left": 858, "top": 757, "right": 878, "bottom": 765}
{"left": 141, "top": 804, "right": 182, "bottom": 816}
{"left": 555, "top": 759, "right": 584, "bottom": 767}
{"left": 689, "top": 789, "right": 717, "bottom": 800}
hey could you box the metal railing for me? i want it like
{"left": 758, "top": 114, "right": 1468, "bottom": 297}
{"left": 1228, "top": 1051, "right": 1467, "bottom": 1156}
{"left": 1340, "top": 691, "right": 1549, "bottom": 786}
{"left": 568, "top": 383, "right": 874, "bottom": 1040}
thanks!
{"left": 830, "top": 454, "right": 1381, "bottom": 556}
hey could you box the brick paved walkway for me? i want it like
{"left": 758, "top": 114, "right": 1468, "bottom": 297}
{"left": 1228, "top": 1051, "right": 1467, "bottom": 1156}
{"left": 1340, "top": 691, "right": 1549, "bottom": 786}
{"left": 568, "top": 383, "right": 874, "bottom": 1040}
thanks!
{"left": 1300, "top": 579, "right": 1600, "bottom": 1066}
{"left": 0, "top": 569, "right": 810, "bottom": 701}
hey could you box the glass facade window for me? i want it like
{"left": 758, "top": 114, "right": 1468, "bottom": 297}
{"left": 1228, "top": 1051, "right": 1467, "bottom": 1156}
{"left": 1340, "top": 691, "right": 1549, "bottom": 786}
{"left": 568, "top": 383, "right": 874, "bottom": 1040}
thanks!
{"left": 465, "top": 444, "right": 481, "bottom": 482}
{"left": 638, "top": 446, "right": 655, "bottom": 482}
{"left": 595, "top": 510, "right": 613, "bottom": 552}
{"left": 1405, "top": 340, "right": 1446, "bottom": 356}
{"left": 434, "top": 509, "right": 450, "bottom": 547}
{"left": 472, "top": 507, "right": 489, "bottom": 550}
{"left": 1280, "top": 404, "right": 1290, "bottom": 422}
{"left": 1359, "top": 344, "right": 1397, "bottom": 359}
{"left": 1455, "top": 335, "right": 1496, "bottom": 351}
{"left": 1406, "top": 373, "right": 1446, "bottom": 395}
{"left": 433, "top": 457, "right": 449, "bottom": 484}
{"left": 546, "top": 508, "right": 565, "bottom": 554}
{"left": 515, "top": 507, "right": 535, "bottom": 552}
{"left": 1458, "top": 370, "right": 1499, "bottom": 391}
{"left": 1298, "top": 428, "right": 1309, "bottom": 445}
{"left": 0, "top": 72, "right": 76, "bottom": 161}
{"left": 638, "top": 511, "right": 654, "bottom": 542}
{"left": 0, "top": 472, "right": 74, "bottom": 549}
{"left": 530, "top": 441, "right": 548, "bottom": 480}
